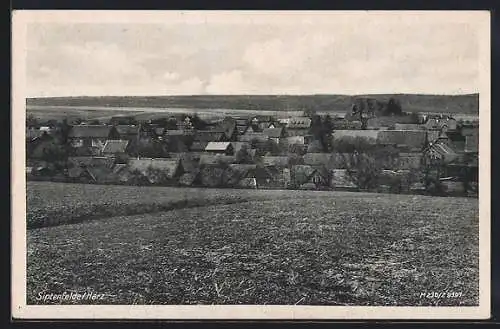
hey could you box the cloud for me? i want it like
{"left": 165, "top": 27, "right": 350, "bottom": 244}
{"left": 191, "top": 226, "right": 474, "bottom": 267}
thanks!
{"left": 162, "top": 71, "right": 180, "bottom": 81}
{"left": 206, "top": 70, "right": 251, "bottom": 94}
{"left": 25, "top": 16, "right": 481, "bottom": 96}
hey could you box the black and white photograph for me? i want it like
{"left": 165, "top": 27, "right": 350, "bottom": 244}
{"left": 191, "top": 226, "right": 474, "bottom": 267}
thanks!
{"left": 12, "top": 10, "right": 490, "bottom": 319}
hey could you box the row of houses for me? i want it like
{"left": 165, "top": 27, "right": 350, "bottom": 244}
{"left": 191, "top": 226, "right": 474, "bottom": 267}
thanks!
{"left": 26, "top": 110, "right": 479, "bottom": 194}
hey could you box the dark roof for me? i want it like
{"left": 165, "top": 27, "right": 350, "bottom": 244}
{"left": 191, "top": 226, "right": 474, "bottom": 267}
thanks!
{"left": 377, "top": 130, "right": 427, "bottom": 149}
{"left": 216, "top": 117, "right": 237, "bottom": 139}
{"left": 262, "top": 127, "right": 285, "bottom": 138}
{"left": 102, "top": 140, "right": 129, "bottom": 154}
{"left": 115, "top": 125, "right": 139, "bottom": 136}
{"left": 235, "top": 118, "right": 249, "bottom": 124}
{"left": 261, "top": 156, "right": 289, "bottom": 167}
{"left": 199, "top": 154, "right": 235, "bottom": 166}
{"left": 68, "top": 125, "right": 113, "bottom": 138}
{"left": 238, "top": 132, "right": 268, "bottom": 143}
{"left": 194, "top": 130, "right": 226, "bottom": 142}
{"left": 190, "top": 141, "right": 208, "bottom": 152}
{"left": 231, "top": 142, "right": 250, "bottom": 154}
{"left": 291, "top": 165, "right": 317, "bottom": 185}
{"left": 165, "top": 129, "right": 193, "bottom": 136}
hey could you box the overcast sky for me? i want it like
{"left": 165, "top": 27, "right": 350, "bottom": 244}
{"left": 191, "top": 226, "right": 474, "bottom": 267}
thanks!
{"left": 25, "top": 12, "right": 481, "bottom": 97}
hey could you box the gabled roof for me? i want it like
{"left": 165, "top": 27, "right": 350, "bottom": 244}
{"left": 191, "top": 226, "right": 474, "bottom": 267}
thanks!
{"left": 394, "top": 123, "right": 424, "bottom": 130}
{"left": 291, "top": 165, "right": 323, "bottom": 185}
{"left": 216, "top": 117, "right": 237, "bottom": 139}
{"left": 194, "top": 130, "right": 226, "bottom": 142}
{"left": 425, "top": 141, "right": 458, "bottom": 163}
{"left": 303, "top": 153, "right": 331, "bottom": 166}
{"left": 115, "top": 125, "right": 139, "bottom": 136}
{"left": 231, "top": 142, "right": 251, "bottom": 154}
{"left": 332, "top": 130, "right": 379, "bottom": 143}
{"left": 238, "top": 132, "right": 268, "bottom": 143}
{"left": 261, "top": 156, "right": 289, "bottom": 167}
{"left": 205, "top": 142, "right": 232, "bottom": 151}
{"left": 190, "top": 141, "right": 208, "bottom": 152}
{"left": 223, "top": 164, "right": 258, "bottom": 185}
{"left": 262, "top": 127, "right": 285, "bottom": 138}
{"left": 102, "top": 140, "right": 129, "bottom": 154}
{"left": 377, "top": 130, "right": 427, "bottom": 149}
{"left": 199, "top": 154, "right": 236, "bottom": 166}
{"left": 68, "top": 125, "right": 113, "bottom": 138}
{"left": 235, "top": 118, "right": 249, "bottom": 124}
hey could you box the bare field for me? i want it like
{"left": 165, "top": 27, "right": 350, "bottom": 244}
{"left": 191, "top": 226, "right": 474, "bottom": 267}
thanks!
{"left": 26, "top": 182, "right": 479, "bottom": 306}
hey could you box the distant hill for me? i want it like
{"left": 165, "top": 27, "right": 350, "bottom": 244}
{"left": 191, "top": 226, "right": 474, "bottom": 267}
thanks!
{"left": 26, "top": 94, "right": 479, "bottom": 114}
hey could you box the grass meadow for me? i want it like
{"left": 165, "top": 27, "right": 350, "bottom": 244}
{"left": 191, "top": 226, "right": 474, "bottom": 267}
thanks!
{"left": 26, "top": 182, "right": 479, "bottom": 306}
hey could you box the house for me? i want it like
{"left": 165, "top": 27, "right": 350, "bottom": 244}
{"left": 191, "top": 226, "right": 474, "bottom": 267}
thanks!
{"left": 303, "top": 153, "right": 346, "bottom": 170}
{"left": 109, "top": 115, "right": 136, "bottom": 126}
{"left": 164, "top": 130, "right": 194, "bottom": 153}
{"left": 261, "top": 156, "right": 289, "bottom": 168}
{"left": 423, "top": 138, "right": 459, "bottom": 164}
{"left": 426, "top": 129, "right": 441, "bottom": 144}
{"left": 238, "top": 131, "right": 268, "bottom": 143}
{"left": 332, "top": 130, "right": 380, "bottom": 144}
{"left": 194, "top": 130, "right": 227, "bottom": 143}
{"left": 27, "top": 133, "right": 57, "bottom": 160}
{"left": 205, "top": 142, "right": 234, "bottom": 155}
{"left": 396, "top": 153, "right": 423, "bottom": 170}
{"left": 222, "top": 164, "right": 258, "bottom": 187}
{"left": 262, "top": 127, "right": 286, "bottom": 144}
{"left": 215, "top": 117, "right": 238, "bottom": 141}
{"left": 68, "top": 156, "right": 115, "bottom": 169}
{"left": 26, "top": 126, "right": 44, "bottom": 141}
{"left": 235, "top": 118, "right": 250, "bottom": 135}
{"left": 394, "top": 123, "right": 425, "bottom": 130}
{"left": 445, "top": 130, "right": 466, "bottom": 153}
{"left": 258, "top": 121, "right": 277, "bottom": 131}
{"left": 39, "top": 126, "right": 56, "bottom": 135}
{"left": 199, "top": 154, "right": 236, "bottom": 166}
{"left": 115, "top": 125, "right": 140, "bottom": 141}
{"left": 127, "top": 158, "right": 183, "bottom": 184}
{"left": 68, "top": 125, "right": 120, "bottom": 149}
{"left": 101, "top": 140, "right": 130, "bottom": 158}
{"left": 333, "top": 120, "right": 363, "bottom": 130}
{"left": 376, "top": 130, "right": 427, "bottom": 151}
{"left": 231, "top": 142, "right": 251, "bottom": 154}
{"left": 291, "top": 165, "right": 329, "bottom": 189}
{"left": 190, "top": 141, "right": 208, "bottom": 152}
{"left": 168, "top": 152, "right": 199, "bottom": 173}
{"left": 286, "top": 117, "right": 312, "bottom": 136}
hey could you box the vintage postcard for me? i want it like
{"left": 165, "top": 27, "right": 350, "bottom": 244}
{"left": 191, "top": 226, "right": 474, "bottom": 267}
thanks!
{"left": 12, "top": 10, "right": 490, "bottom": 319}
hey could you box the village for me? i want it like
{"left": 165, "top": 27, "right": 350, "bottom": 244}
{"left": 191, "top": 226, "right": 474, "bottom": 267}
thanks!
{"left": 25, "top": 97, "right": 479, "bottom": 197}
